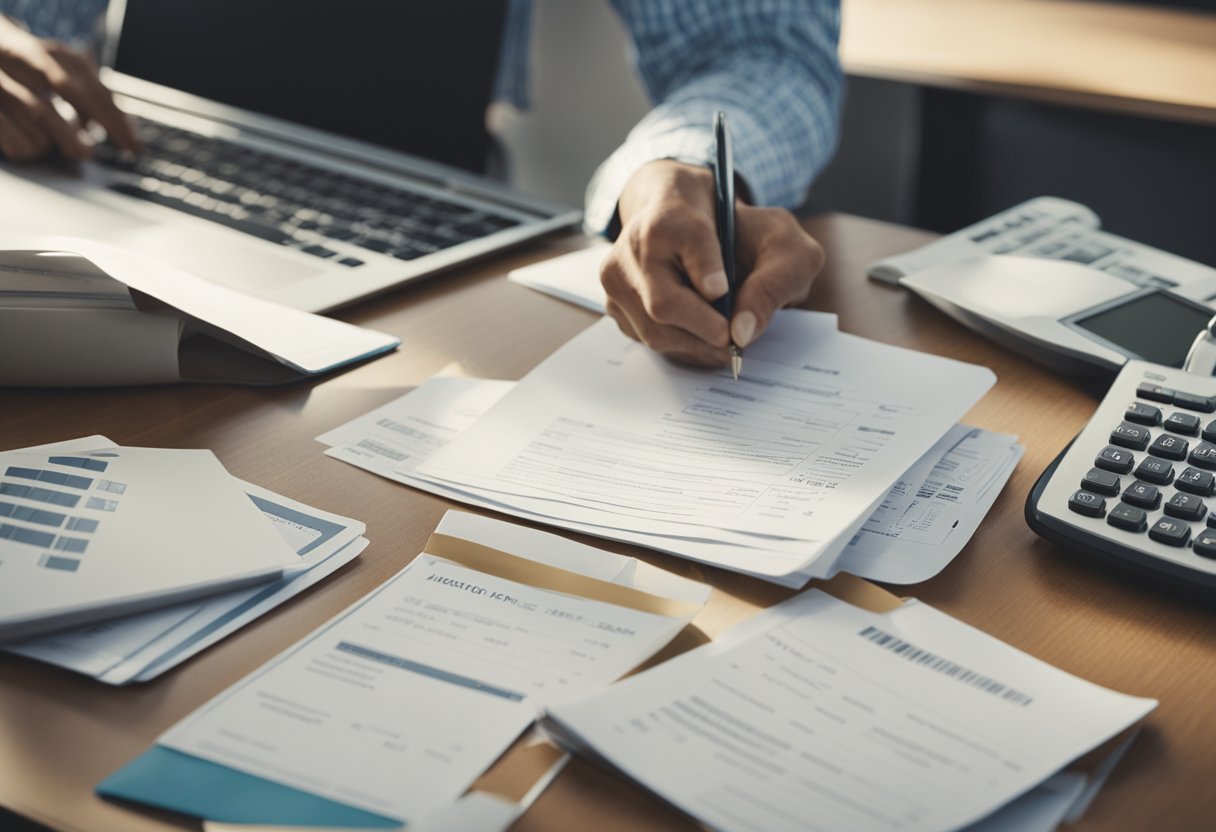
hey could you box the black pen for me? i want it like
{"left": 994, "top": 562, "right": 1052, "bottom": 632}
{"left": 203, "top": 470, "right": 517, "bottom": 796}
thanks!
{"left": 711, "top": 111, "right": 742, "bottom": 380}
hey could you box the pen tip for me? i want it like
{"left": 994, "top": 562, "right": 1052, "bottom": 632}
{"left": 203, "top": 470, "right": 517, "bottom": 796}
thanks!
{"left": 730, "top": 347, "right": 742, "bottom": 381}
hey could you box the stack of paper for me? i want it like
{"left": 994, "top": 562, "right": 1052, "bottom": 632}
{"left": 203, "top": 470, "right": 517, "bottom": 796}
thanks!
{"left": 319, "top": 312, "right": 1020, "bottom": 586}
{"left": 0, "top": 237, "right": 399, "bottom": 387}
{"left": 3, "top": 437, "right": 368, "bottom": 682}
{"left": 544, "top": 578, "right": 1157, "bottom": 832}
{"left": 98, "top": 511, "right": 710, "bottom": 827}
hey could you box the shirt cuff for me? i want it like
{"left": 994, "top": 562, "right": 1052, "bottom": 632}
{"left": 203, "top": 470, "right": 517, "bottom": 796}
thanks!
{"left": 583, "top": 125, "right": 716, "bottom": 238}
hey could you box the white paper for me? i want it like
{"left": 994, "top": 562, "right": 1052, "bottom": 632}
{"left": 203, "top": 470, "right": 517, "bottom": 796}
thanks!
{"left": 0, "top": 446, "right": 299, "bottom": 639}
{"left": 7, "top": 236, "right": 400, "bottom": 374}
{"left": 319, "top": 366, "right": 1018, "bottom": 586}
{"left": 6, "top": 481, "right": 367, "bottom": 684}
{"left": 316, "top": 377, "right": 515, "bottom": 467}
{"left": 507, "top": 243, "right": 610, "bottom": 313}
{"left": 411, "top": 315, "right": 994, "bottom": 575}
{"left": 837, "top": 426, "right": 1024, "bottom": 583}
{"left": 546, "top": 590, "right": 1156, "bottom": 832}
{"left": 160, "top": 513, "right": 708, "bottom": 824}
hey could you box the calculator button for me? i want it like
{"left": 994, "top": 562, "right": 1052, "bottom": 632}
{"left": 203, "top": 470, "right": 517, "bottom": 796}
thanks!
{"left": 1106, "top": 503, "right": 1147, "bottom": 532}
{"left": 1148, "top": 434, "right": 1188, "bottom": 461}
{"left": 1109, "top": 422, "right": 1150, "bottom": 450}
{"left": 1202, "top": 420, "right": 1216, "bottom": 443}
{"left": 1164, "top": 492, "right": 1207, "bottom": 521}
{"left": 1133, "top": 457, "right": 1173, "bottom": 485}
{"left": 1121, "top": 481, "right": 1161, "bottom": 509}
{"left": 1068, "top": 490, "right": 1106, "bottom": 517}
{"left": 1095, "top": 446, "right": 1135, "bottom": 474}
{"left": 1194, "top": 529, "right": 1216, "bottom": 559}
{"left": 1125, "top": 402, "right": 1162, "bottom": 426}
{"left": 1173, "top": 392, "right": 1216, "bottom": 413}
{"left": 1081, "top": 468, "right": 1121, "bottom": 496}
{"left": 1148, "top": 517, "right": 1191, "bottom": 546}
{"left": 1175, "top": 467, "right": 1216, "bottom": 497}
{"left": 1163, "top": 412, "right": 1201, "bottom": 436}
{"left": 1136, "top": 383, "right": 1174, "bottom": 404}
{"left": 1187, "top": 442, "right": 1216, "bottom": 470}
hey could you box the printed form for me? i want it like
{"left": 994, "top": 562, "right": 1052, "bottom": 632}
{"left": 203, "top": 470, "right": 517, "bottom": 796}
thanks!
{"left": 545, "top": 590, "right": 1156, "bottom": 832}
{"left": 322, "top": 313, "right": 999, "bottom": 579}
{"left": 318, "top": 363, "right": 1019, "bottom": 584}
{"left": 416, "top": 317, "right": 994, "bottom": 548}
{"left": 157, "top": 512, "right": 708, "bottom": 824}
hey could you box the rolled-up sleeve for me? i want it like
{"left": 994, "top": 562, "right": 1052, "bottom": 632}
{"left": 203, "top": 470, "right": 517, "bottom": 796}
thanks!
{"left": 585, "top": 0, "right": 843, "bottom": 236}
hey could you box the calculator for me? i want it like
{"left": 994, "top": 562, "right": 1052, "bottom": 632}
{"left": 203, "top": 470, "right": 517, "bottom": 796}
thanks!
{"left": 1028, "top": 359, "right": 1216, "bottom": 592}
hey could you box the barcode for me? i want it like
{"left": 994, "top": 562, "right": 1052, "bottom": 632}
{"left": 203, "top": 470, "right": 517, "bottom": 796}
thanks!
{"left": 858, "top": 625, "right": 1033, "bottom": 706}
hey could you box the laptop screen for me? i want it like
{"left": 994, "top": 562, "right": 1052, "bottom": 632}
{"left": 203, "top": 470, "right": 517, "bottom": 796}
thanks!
{"left": 110, "top": 0, "right": 508, "bottom": 173}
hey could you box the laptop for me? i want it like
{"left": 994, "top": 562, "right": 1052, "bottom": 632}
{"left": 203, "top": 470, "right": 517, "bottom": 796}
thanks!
{"left": 0, "top": 0, "right": 581, "bottom": 313}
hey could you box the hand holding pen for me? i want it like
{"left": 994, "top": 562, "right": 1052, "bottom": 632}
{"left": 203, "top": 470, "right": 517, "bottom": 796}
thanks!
{"left": 600, "top": 115, "right": 826, "bottom": 370}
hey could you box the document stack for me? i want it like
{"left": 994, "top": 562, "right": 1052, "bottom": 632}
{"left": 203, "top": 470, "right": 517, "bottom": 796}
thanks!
{"left": 0, "top": 236, "right": 398, "bottom": 387}
{"left": 2, "top": 436, "right": 368, "bottom": 683}
{"left": 319, "top": 310, "right": 1022, "bottom": 587}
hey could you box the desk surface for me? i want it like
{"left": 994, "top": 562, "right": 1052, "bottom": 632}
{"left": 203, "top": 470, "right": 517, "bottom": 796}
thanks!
{"left": 2, "top": 213, "right": 1214, "bottom": 831}
{"left": 840, "top": 0, "right": 1216, "bottom": 125}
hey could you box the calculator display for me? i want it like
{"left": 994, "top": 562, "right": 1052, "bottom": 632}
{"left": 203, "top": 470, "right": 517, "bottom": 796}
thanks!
{"left": 1071, "top": 292, "right": 1214, "bottom": 368}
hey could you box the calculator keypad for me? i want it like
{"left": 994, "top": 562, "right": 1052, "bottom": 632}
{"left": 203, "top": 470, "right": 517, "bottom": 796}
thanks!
{"left": 1064, "top": 373, "right": 1216, "bottom": 575}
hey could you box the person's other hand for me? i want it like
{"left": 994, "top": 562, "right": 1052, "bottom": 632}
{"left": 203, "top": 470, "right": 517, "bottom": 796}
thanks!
{"left": 601, "top": 159, "right": 824, "bottom": 367}
{"left": 0, "top": 15, "right": 139, "bottom": 161}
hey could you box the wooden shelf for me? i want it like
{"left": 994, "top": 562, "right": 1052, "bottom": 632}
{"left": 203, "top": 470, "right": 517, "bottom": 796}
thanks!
{"left": 840, "top": 0, "right": 1216, "bottom": 124}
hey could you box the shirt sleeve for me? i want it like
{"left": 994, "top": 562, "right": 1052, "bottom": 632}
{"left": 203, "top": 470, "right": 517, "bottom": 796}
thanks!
{"left": 585, "top": 0, "right": 843, "bottom": 237}
{"left": 0, "top": 0, "right": 107, "bottom": 47}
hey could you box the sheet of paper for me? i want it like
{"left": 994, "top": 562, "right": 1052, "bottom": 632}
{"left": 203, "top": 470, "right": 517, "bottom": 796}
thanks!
{"left": 159, "top": 513, "right": 707, "bottom": 824}
{"left": 2, "top": 437, "right": 369, "bottom": 682}
{"left": 411, "top": 315, "right": 994, "bottom": 573}
{"left": 17, "top": 236, "right": 400, "bottom": 374}
{"left": 545, "top": 590, "right": 1156, "bottom": 832}
{"left": 0, "top": 446, "right": 300, "bottom": 639}
{"left": 316, "top": 377, "right": 515, "bottom": 467}
{"left": 319, "top": 367, "right": 1017, "bottom": 586}
{"left": 6, "top": 482, "right": 367, "bottom": 683}
{"left": 835, "top": 426, "right": 1024, "bottom": 584}
{"left": 507, "top": 243, "right": 609, "bottom": 313}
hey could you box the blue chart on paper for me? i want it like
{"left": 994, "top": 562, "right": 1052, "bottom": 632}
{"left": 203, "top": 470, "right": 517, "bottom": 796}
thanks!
{"left": 0, "top": 455, "right": 127, "bottom": 574}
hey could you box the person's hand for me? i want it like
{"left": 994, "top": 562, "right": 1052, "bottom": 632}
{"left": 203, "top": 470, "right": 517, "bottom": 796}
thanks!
{"left": 0, "top": 15, "right": 139, "bottom": 161}
{"left": 600, "top": 159, "right": 824, "bottom": 367}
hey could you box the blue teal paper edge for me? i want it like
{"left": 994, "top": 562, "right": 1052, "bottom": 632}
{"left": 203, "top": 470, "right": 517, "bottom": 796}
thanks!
{"left": 96, "top": 745, "right": 402, "bottom": 827}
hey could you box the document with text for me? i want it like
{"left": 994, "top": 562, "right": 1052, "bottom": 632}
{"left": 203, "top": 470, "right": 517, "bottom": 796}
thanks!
{"left": 413, "top": 316, "right": 994, "bottom": 574}
{"left": 133, "top": 512, "right": 708, "bottom": 825}
{"left": 320, "top": 313, "right": 1002, "bottom": 580}
{"left": 545, "top": 590, "right": 1156, "bottom": 832}
{"left": 319, "top": 367, "right": 1018, "bottom": 585}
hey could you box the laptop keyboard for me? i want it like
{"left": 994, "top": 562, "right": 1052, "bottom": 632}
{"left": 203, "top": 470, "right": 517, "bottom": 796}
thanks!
{"left": 92, "top": 120, "right": 522, "bottom": 265}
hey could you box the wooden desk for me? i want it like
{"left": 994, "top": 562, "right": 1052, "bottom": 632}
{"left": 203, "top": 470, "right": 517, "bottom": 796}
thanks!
{"left": 840, "top": 0, "right": 1216, "bottom": 126}
{"left": 2, "top": 214, "right": 1214, "bottom": 831}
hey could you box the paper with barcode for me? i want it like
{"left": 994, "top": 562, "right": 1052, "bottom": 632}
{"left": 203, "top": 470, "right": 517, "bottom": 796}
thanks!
{"left": 544, "top": 590, "right": 1156, "bottom": 832}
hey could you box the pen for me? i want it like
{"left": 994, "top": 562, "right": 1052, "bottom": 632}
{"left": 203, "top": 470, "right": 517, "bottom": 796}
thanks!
{"left": 711, "top": 111, "right": 742, "bottom": 380}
